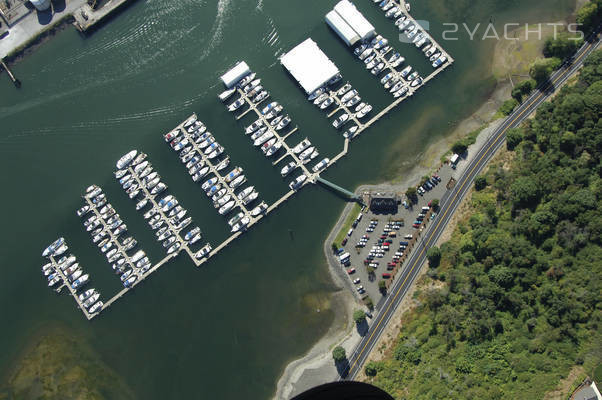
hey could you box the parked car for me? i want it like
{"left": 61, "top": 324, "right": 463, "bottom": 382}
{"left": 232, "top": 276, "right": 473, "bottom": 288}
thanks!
{"left": 347, "top": 268, "right": 356, "bottom": 274}
{"left": 382, "top": 273, "right": 391, "bottom": 279}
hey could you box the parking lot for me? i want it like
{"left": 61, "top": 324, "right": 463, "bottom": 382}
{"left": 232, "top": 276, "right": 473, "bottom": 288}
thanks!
{"left": 335, "top": 170, "right": 451, "bottom": 305}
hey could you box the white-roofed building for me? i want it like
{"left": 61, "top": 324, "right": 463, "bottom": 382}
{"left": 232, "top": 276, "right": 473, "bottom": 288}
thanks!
{"left": 332, "top": 0, "right": 375, "bottom": 41}
{"left": 220, "top": 61, "right": 251, "bottom": 88}
{"left": 325, "top": 10, "right": 360, "bottom": 47}
{"left": 281, "top": 38, "right": 340, "bottom": 95}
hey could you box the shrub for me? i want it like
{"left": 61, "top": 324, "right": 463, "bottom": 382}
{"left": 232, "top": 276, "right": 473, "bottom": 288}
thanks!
{"left": 452, "top": 140, "right": 468, "bottom": 155}
{"left": 475, "top": 176, "right": 487, "bottom": 191}
{"left": 499, "top": 98, "right": 519, "bottom": 116}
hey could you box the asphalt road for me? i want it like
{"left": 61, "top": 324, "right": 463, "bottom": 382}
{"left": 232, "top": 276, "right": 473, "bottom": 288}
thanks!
{"left": 343, "top": 29, "right": 602, "bottom": 380}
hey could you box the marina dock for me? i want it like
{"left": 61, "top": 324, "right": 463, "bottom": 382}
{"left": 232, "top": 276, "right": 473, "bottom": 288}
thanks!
{"left": 40, "top": 0, "right": 455, "bottom": 320}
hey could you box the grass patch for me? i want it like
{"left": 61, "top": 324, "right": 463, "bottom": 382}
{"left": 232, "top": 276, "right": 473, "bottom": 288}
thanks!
{"left": 333, "top": 203, "right": 361, "bottom": 248}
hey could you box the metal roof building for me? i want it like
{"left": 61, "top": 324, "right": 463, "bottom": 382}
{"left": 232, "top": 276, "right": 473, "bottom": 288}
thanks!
{"left": 220, "top": 61, "right": 251, "bottom": 88}
{"left": 333, "top": 0, "right": 375, "bottom": 41}
{"left": 281, "top": 38, "right": 340, "bottom": 95}
{"left": 325, "top": 10, "right": 360, "bottom": 47}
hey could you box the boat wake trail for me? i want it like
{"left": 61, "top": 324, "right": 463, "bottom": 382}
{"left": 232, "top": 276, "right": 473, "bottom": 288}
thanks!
{"left": 199, "top": 0, "right": 233, "bottom": 61}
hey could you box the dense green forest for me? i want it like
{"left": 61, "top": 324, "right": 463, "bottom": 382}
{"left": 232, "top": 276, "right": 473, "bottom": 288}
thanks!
{"left": 364, "top": 50, "right": 602, "bottom": 399}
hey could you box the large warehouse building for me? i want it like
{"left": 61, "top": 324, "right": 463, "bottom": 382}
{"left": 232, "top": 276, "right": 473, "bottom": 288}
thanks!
{"left": 325, "top": 0, "right": 375, "bottom": 47}
{"left": 280, "top": 38, "right": 340, "bottom": 95}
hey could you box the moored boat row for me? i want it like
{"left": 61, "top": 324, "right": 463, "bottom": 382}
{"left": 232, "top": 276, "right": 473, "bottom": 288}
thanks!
{"left": 78, "top": 185, "right": 147, "bottom": 288}
{"left": 166, "top": 115, "right": 268, "bottom": 238}
{"left": 41, "top": 240, "right": 103, "bottom": 314}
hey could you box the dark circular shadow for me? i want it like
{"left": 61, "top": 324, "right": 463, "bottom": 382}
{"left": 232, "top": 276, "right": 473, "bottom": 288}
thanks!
{"left": 291, "top": 381, "right": 394, "bottom": 400}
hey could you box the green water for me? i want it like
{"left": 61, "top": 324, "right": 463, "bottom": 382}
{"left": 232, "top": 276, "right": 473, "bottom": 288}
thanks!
{"left": 0, "top": 0, "right": 574, "bottom": 398}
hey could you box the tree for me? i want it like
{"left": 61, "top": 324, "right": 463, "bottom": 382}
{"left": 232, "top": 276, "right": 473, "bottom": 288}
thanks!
{"left": 378, "top": 280, "right": 387, "bottom": 294}
{"left": 406, "top": 187, "right": 417, "bottom": 199}
{"left": 543, "top": 33, "right": 581, "bottom": 60}
{"left": 365, "top": 361, "right": 379, "bottom": 377}
{"left": 331, "top": 243, "right": 338, "bottom": 253}
{"left": 511, "top": 79, "right": 536, "bottom": 102}
{"left": 530, "top": 57, "right": 562, "bottom": 84}
{"left": 475, "top": 176, "right": 487, "bottom": 191}
{"left": 353, "top": 309, "right": 366, "bottom": 324}
{"left": 430, "top": 198, "right": 440, "bottom": 210}
{"left": 576, "top": 1, "right": 600, "bottom": 33}
{"left": 506, "top": 128, "right": 523, "bottom": 150}
{"left": 427, "top": 246, "right": 442, "bottom": 267}
{"left": 332, "top": 346, "right": 346, "bottom": 363}
{"left": 452, "top": 140, "right": 468, "bottom": 155}
{"left": 510, "top": 176, "right": 540, "bottom": 208}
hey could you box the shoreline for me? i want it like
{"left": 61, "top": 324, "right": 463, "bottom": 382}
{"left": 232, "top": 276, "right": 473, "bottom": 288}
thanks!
{"left": 271, "top": 15, "right": 560, "bottom": 394}
{"left": 273, "top": 86, "right": 510, "bottom": 397}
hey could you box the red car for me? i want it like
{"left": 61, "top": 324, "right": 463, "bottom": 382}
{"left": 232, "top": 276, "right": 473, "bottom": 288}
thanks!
{"left": 347, "top": 268, "right": 356, "bottom": 274}
{"left": 382, "top": 273, "right": 391, "bottom": 279}
{"left": 342, "top": 238, "right": 348, "bottom": 246}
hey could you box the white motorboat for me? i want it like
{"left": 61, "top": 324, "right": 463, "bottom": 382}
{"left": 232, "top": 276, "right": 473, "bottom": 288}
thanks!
{"left": 357, "top": 104, "right": 373, "bottom": 118}
{"left": 218, "top": 88, "right": 236, "bottom": 102}
{"left": 292, "top": 138, "right": 310, "bottom": 154}
{"left": 312, "top": 158, "right": 330, "bottom": 173}
{"left": 116, "top": 150, "right": 137, "bottom": 170}
{"left": 288, "top": 174, "right": 307, "bottom": 191}
{"left": 216, "top": 156, "right": 230, "bottom": 171}
{"left": 253, "top": 131, "right": 274, "bottom": 147}
{"left": 229, "top": 175, "right": 246, "bottom": 189}
{"left": 266, "top": 141, "right": 282, "bottom": 157}
{"left": 89, "top": 301, "right": 104, "bottom": 313}
{"left": 432, "top": 55, "right": 447, "bottom": 68}
{"left": 218, "top": 201, "right": 236, "bottom": 215}
{"left": 242, "top": 191, "right": 258, "bottom": 205}
{"left": 343, "top": 125, "right": 359, "bottom": 139}
{"left": 299, "top": 146, "right": 315, "bottom": 161}
{"left": 245, "top": 119, "right": 264, "bottom": 135}
{"left": 215, "top": 194, "right": 232, "bottom": 208}
{"left": 195, "top": 243, "right": 212, "bottom": 259}
{"left": 281, "top": 161, "right": 297, "bottom": 177}
{"left": 332, "top": 113, "right": 349, "bottom": 129}
{"left": 231, "top": 217, "right": 250, "bottom": 233}
{"left": 393, "top": 86, "right": 409, "bottom": 98}
{"left": 340, "top": 89, "right": 358, "bottom": 103}
{"left": 400, "top": 65, "right": 412, "bottom": 78}
{"left": 319, "top": 97, "right": 334, "bottom": 110}
{"left": 337, "top": 83, "right": 352, "bottom": 96}
{"left": 228, "top": 212, "right": 244, "bottom": 227}
{"left": 307, "top": 87, "right": 325, "bottom": 101}
{"left": 227, "top": 99, "right": 245, "bottom": 112}
{"left": 250, "top": 202, "right": 268, "bottom": 216}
